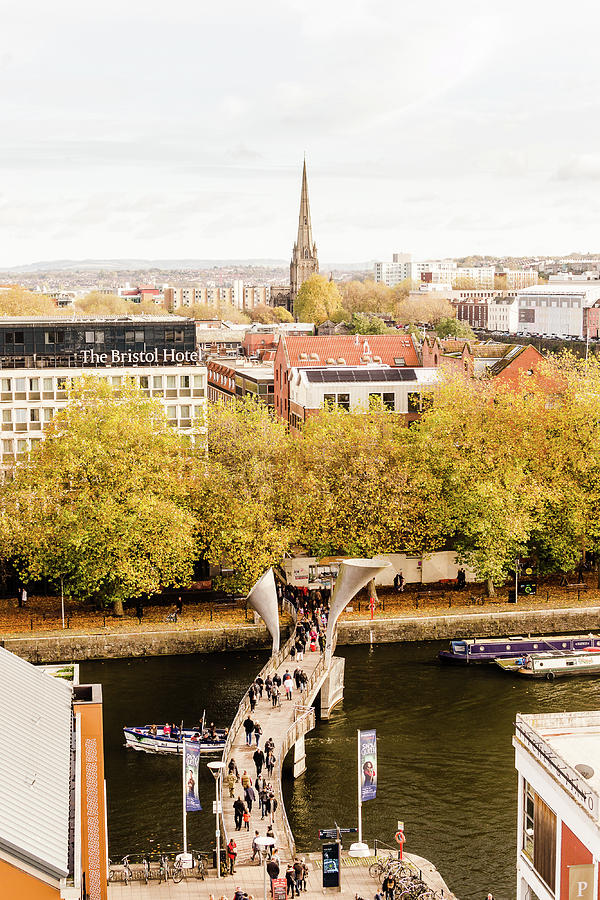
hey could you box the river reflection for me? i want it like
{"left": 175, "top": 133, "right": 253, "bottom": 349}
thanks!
{"left": 82, "top": 640, "right": 600, "bottom": 900}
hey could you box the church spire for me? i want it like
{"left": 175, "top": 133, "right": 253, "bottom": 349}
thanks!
{"left": 296, "top": 158, "right": 314, "bottom": 251}
{"left": 290, "top": 159, "right": 319, "bottom": 307}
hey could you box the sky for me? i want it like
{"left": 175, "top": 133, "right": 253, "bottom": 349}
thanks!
{"left": 2, "top": 0, "right": 600, "bottom": 267}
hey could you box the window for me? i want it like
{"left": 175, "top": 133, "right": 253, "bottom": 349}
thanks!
{"left": 522, "top": 782, "right": 556, "bottom": 891}
{"left": 95, "top": 331, "right": 104, "bottom": 344}
{"left": 174, "top": 329, "right": 184, "bottom": 342}
{"left": 153, "top": 376, "right": 163, "bottom": 389}
{"left": 179, "top": 405, "right": 190, "bottom": 418}
{"left": 337, "top": 393, "right": 350, "bottom": 411}
{"left": 30, "top": 409, "right": 40, "bottom": 422}
{"left": 2, "top": 439, "right": 13, "bottom": 453}
{"left": 139, "top": 376, "right": 149, "bottom": 389}
{"left": 166, "top": 405, "right": 177, "bottom": 420}
{"left": 111, "top": 376, "right": 122, "bottom": 386}
{"left": 15, "top": 409, "right": 27, "bottom": 423}
{"left": 383, "top": 392, "right": 395, "bottom": 411}
{"left": 167, "top": 375, "right": 176, "bottom": 389}
{"left": 165, "top": 329, "right": 174, "bottom": 342}
{"left": 1, "top": 378, "right": 10, "bottom": 392}
{"left": 323, "top": 393, "right": 336, "bottom": 407}
{"left": 15, "top": 378, "right": 26, "bottom": 392}
{"left": 408, "top": 392, "right": 421, "bottom": 413}
{"left": 57, "top": 377, "right": 67, "bottom": 390}
{"left": 180, "top": 376, "right": 190, "bottom": 388}
{"left": 85, "top": 331, "right": 94, "bottom": 343}
{"left": 29, "top": 378, "right": 39, "bottom": 391}
{"left": 43, "top": 378, "right": 53, "bottom": 391}
{"left": 135, "top": 330, "right": 144, "bottom": 342}
{"left": 44, "top": 330, "right": 64, "bottom": 345}
{"left": 193, "top": 375, "right": 203, "bottom": 388}
{"left": 43, "top": 408, "right": 54, "bottom": 422}
{"left": 2, "top": 410, "right": 12, "bottom": 423}
{"left": 125, "top": 330, "right": 135, "bottom": 342}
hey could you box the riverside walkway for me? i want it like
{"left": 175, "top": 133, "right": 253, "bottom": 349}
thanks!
{"left": 220, "top": 617, "right": 331, "bottom": 862}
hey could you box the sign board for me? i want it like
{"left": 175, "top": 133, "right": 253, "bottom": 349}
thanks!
{"left": 397, "top": 821, "right": 404, "bottom": 831}
{"left": 518, "top": 581, "right": 537, "bottom": 596}
{"left": 272, "top": 878, "right": 287, "bottom": 900}
{"left": 319, "top": 828, "right": 357, "bottom": 839}
{"left": 322, "top": 842, "right": 341, "bottom": 889}
{"left": 359, "top": 729, "right": 377, "bottom": 802}
{"left": 569, "top": 864, "right": 595, "bottom": 900}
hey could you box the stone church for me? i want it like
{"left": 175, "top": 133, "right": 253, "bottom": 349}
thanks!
{"left": 290, "top": 159, "right": 319, "bottom": 305}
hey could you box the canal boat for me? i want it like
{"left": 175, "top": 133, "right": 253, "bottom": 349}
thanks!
{"left": 123, "top": 725, "right": 227, "bottom": 755}
{"left": 438, "top": 633, "right": 600, "bottom": 665}
{"left": 495, "top": 649, "right": 600, "bottom": 680}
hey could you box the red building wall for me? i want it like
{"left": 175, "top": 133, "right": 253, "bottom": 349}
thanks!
{"left": 560, "top": 822, "right": 593, "bottom": 900}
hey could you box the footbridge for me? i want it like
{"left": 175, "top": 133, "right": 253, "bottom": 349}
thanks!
{"left": 220, "top": 559, "right": 390, "bottom": 863}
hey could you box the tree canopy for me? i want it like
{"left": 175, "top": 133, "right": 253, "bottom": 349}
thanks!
{"left": 294, "top": 275, "right": 343, "bottom": 324}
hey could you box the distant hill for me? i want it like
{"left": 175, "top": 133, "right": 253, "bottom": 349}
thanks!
{"left": 1, "top": 258, "right": 373, "bottom": 274}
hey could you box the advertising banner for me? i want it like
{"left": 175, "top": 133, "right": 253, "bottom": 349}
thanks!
{"left": 185, "top": 742, "right": 202, "bottom": 812}
{"left": 569, "top": 864, "right": 595, "bottom": 900}
{"left": 360, "top": 729, "right": 377, "bottom": 802}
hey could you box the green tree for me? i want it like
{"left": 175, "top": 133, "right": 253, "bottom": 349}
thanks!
{"left": 0, "top": 378, "right": 197, "bottom": 615}
{"left": 294, "top": 275, "right": 343, "bottom": 324}
{"left": 434, "top": 317, "right": 475, "bottom": 339}
{"left": 347, "top": 313, "right": 393, "bottom": 334}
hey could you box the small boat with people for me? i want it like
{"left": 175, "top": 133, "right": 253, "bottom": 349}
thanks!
{"left": 495, "top": 648, "right": 600, "bottom": 680}
{"left": 438, "top": 633, "right": 600, "bottom": 664}
{"left": 123, "top": 717, "right": 227, "bottom": 755}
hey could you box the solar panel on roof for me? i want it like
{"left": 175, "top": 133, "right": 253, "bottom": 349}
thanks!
{"left": 304, "top": 368, "right": 417, "bottom": 383}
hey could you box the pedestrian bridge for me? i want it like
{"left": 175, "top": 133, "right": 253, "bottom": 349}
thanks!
{"left": 219, "top": 559, "right": 390, "bottom": 863}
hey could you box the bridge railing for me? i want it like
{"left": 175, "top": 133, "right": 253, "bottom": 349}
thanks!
{"left": 219, "top": 601, "right": 298, "bottom": 848}
{"left": 277, "top": 705, "right": 316, "bottom": 857}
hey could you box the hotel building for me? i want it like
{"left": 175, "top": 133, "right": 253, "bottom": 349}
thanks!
{"left": 0, "top": 316, "right": 207, "bottom": 465}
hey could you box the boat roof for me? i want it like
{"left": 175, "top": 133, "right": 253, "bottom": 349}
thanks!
{"left": 460, "top": 633, "right": 598, "bottom": 645}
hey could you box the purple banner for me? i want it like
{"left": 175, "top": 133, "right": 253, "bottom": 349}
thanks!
{"left": 185, "top": 742, "right": 202, "bottom": 812}
{"left": 360, "top": 729, "right": 377, "bottom": 802}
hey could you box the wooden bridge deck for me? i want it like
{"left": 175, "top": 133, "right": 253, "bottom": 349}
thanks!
{"left": 221, "top": 641, "right": 326, "bottom": 865}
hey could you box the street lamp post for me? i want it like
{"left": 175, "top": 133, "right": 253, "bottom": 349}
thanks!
{"left": 208, "top": 761, "right": 225, "bottom": 879}
{"left": 254, "top": 836, "right": 276, "bottom": 900}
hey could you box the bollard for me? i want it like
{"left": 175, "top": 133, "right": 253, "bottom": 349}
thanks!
{"left": 67, "top": 617, "right": 70, "bottom": 629}
{"left": 103, "top": 615, "right": 106, "bottom": 627}
{"left": 210, "top": 605, "right": 213, "bottom": 622}
{"left": 30, "top": 617, "right": 33, "bottom": 631}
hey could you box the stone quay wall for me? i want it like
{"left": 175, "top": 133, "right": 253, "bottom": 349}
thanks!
{"left": 3, "top": 605, "right": 600, "bottom": 664}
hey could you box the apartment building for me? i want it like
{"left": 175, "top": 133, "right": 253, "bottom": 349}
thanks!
{"left": 207, "top": 359, "right": 274, "bottom": 407}
{"left": 514, "top": 711, "right": 600, "bottom": 900}
{"left": 0, "top": 316, "right": 206, "bottom": 464}
{"left": 516, "top": 285, "right": 600, "bottom": 338}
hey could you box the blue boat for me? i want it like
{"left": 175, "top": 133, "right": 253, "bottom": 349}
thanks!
{"left": 439, "top": 633, "right": 600, "bottom": 664}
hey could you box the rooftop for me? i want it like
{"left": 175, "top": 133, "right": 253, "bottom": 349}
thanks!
{"left": 0, "top": 315, "right": 188, "bottom": 325}
{"left": 518, "top": 284, "right": 600, "bottom": 306}
{"left": 298, "top": 366, "right": 439, "bottom": 386}
{"left": 0, "top": 646, "right": 73, "bottom": 878}
{"left": 281, "top": 334, "right": 420, "bottom": 368}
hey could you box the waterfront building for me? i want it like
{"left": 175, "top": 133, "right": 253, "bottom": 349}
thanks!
{"left": 0, "top": 647, "right": 108, "bottom": 899}
{"left": 274, "top": 333, "right": 421, "bottom": 423}
{"left": 513, "top": 711, "right": 600, "bottom": 900}
{"left": 0, "top": 316, "right": 207, "bottom": 464}
{"left": 290, "top": 160, "right": 319, "bottom": 306}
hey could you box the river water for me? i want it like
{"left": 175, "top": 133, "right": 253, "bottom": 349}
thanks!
{"left": 81, "top": 640, "right": 600, "bottom": 900}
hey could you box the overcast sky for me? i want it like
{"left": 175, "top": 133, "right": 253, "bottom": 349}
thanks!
{"left": 2, "top": 0, "right": 600, "bottom": 267}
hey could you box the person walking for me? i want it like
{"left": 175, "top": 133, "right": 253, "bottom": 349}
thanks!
{"left": 253, "top": 747, "right": 265, "bottom": 777}
{"left": 286, "top": 863, "right": 297, "bottom": 897}
{"left": 265, "top": 675, "right": 273, "bottom": 700}
{"left": 243, "top": 808, "right": 250, "bottom": 831}
{"left": 228, "top": 758, "right": 240, "bottom": 780}
{"left": 260, "top": 784, "right": 269, "bottom": 819}
{"left": 293, "top": 859, "right": 303, "bottom": 895}
{"left": 226, "top": 771, "right": 236, "bottom": 798}
{"left": 244, "top": 714, "right": 255, "bottom": 746}
{"left": 245, "top": 783, "right": 256, "bottom": 814}
{"left": 301, "top": 858, "right": 308, "bottom": 892}
{"left": 233, "top": 797, "right": 245, "bottom": 832}
{"left": 266, "top": 855, "right": 280, "bottom": 883}
{"left": 249, "top": 685, "right": 257, "bottom": 712}
{"left": 255, "top": 676, "right": 264, "bottom": 699}
{"left": 382, "top": 874, "right": 396, "bottom": 900}
{"left": 318, "top": 631, "right": 325, "bottom": 653}
{"left": 254, "top": 721, "right": 262, "bottom": 747}
{"left": 266, "top": 749, "right": 276, "bottom": 777}
{"left": 226, "top": 838, "right": 237, "bottom": 875}
{"left": 271, "top": 684, "right": 280, "bottom": 708}
{"left": 241, "top": 770, "right": 251, "bottom": 790}
{"left": 269, "top": 792, "right": 278, "bottom": 825}
{"left": 251, "top": 830, "right": 260, "bottom": 863}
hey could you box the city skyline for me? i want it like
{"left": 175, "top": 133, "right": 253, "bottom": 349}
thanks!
{"left": 3, "top": 0, "right": 600, "bottom": 266}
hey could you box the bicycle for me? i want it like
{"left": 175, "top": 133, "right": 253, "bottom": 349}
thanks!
{"left": 172, "top": 850, "right": 208, "bottom": 882}
{"left": 108, "top": 855, "right": 132, "bottom": 884}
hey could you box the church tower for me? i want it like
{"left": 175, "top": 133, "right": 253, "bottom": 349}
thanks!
{"left": 290, "top": 159, "right": 319, "bottom": 306}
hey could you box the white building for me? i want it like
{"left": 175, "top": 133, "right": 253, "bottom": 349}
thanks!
{"left": 515, "top": 284, "right": 600, "bottom": 338}
{"left": 488, "top": 295, "right": 520, "bottom": 332}
{"left": 514, "top": 711, "right": 600, "bottom": 900}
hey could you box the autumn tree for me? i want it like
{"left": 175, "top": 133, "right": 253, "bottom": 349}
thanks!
{"left": 294, "top": 275, "right": 343, "bottom": 324}
{"left": 248, "top": 304, "right": 279, "bottom": 324}
{"left": 272, "top": 306, "right": 294, "bottom": 322}
{"left": 190, "top": 398, "right": 296, "bottom": 593}
{"left": 435, "top": 317, "right": 475, "bottom": 339}
{"left": 0, "top": 378, "right": 197, "bottom": 615}
{"left": 0, "top": 286, "right": 61, "bottom": 317}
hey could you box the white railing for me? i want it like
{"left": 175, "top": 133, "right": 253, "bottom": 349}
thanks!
{"left": 277, "top": 705, "right": 317, "bottom": 857}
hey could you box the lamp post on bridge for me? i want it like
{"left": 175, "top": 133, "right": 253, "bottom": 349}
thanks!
{"left": 255, "top": 836, "right": 276, "bottom": 900}
{"left": 208, "top": 760, "right": 225, "bottom": 878}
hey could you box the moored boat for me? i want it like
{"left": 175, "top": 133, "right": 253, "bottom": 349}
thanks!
{"left": 495, "top": 649, "right": 600, "bottom": 680}
{"left": 439, "top": 633, "right": 600, "bottom": 664}
{"left": 123, "top": 725, "right": 227, "bottom": 754}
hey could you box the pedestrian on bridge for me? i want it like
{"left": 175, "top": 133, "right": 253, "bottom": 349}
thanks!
{"left": 265, "top": 675, "right": 273, "bottom": 699}
{"left": 227, "top": 838, "right": 237, "bottom": 874}
{"left": 241, "top": 770, "right": 251, "bottom": 790}
{"left": 249, "top": 685, "right": 257, "bottom": 712}
{"left": 244, "top": 715, "right": 255, "bottom": 745}
{"left": 271, "top": 685, "right": 280, "bottom": 708}
{"left": 226, "top": 772, "right": 236, "bottom": 797}
{"left": 229, "top": 758, "right": 240, "bottom": 781}
{"left": 254, "top": 721, "right": 262, "bottom": 746}
{"left": 266, "top": 749, "right": 276, "bottom": 777}
{"left": 233, "top": 797, "right": 246, "bottom": 831}
{"left": 255, "top": 676, "right": 264, "bottom": 698}
{"left": 253, "top": 747, "right": 265, "bottom": 776}
{"left": 244, "top": 783, "right": 256, "bottom": 813}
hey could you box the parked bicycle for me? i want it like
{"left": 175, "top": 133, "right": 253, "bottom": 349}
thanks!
{"left": 108, "top": 856, "right": 132, "bottom": 884}
{"left": 172, "top": 850, "right": 208, "bottom": 882}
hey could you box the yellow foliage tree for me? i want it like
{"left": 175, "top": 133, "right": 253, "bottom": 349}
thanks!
{"left": 294, "top": 275, "right": 343, "bottom": 324}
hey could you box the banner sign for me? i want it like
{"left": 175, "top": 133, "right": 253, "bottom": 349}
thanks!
{"left": 360, "top": 729, "right": 377, "bottom": 802}
{"left": 185, "top": 742, "right": 202, "bottom": 812}
{"left": 322, "top": 842, "right": 341, "bottom": 889}
{"left": 569, "top": 864, "right": 595, "bottom": 900}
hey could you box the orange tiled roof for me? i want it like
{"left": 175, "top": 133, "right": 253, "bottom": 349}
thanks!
{"left": 282, "top": 334, "right": 420, "bottom": 367}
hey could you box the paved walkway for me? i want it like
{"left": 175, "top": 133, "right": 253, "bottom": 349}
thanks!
{"left": 108, "top": 851, "right": 457, "bottom": 900}
{"left": 222, "top": 645, "right": 325, "bottom": 864}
